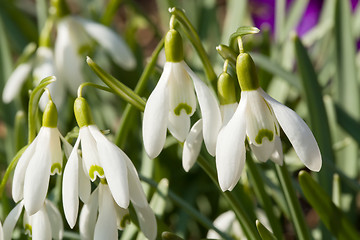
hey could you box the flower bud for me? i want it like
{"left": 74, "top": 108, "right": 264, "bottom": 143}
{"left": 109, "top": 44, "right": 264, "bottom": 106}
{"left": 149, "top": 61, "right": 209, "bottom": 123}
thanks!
{"left": 217, "top": 72, "right": 237, "bottom": 105}
{"left": 165, "top": 29, "right": 184, "bottom": 63}
{"left": 236, "top": 53, "right": 259, "bottom": 91}
{"left": 42, "top": 100, "right": 58, "bottom": 128}
{"left": 74, "top": 97, "right": 94, "bottom": 128}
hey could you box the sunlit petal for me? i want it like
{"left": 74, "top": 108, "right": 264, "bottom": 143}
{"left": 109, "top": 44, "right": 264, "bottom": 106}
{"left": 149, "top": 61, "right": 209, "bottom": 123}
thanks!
{"left": 216, "top": 96, "right": 247, "bottom": 191}
{"left": 182, "top": 119, "right": 203, "bottom": 172}
{"left": 261, "top": 89, "right": 322, "bottom": 171}
{"left": 94, "top": 184, "right": 117, "bottom": 240}
{"left": 185, "top": 63, "right": 222, "bottom": 156}
{"left": 250, "top": 139, "right": 275, "bottom": 162}
{"left": 142, "top": 64, "right": 170, "bottom": 159}
{"left": 80, "top": 127, "right": 102, "bottom": 181}
{"left": 62, "top": 137, "right": 80, "bottom": 228}
{"left": 49, "top": 128, "right": 62, "bottom": 175}
{"left": 24, "top": 128, "right": 51, "bottom": 215}
{"left": 3, "top": 202, "right": 23, "bottom": 240}
{"left": 32, "top": 206, "right": 52, "bottom": 240}
{"left": 220, "top": 103, "right": 238, "bottom": 126}
{"left": 167, "top": 111, "right": 190, "bottom": 142}
{"left": 89, "top": 125, "right": 129, "bottom": 209}
{"left": 270, "top": 136, "right": 283, "bottom": 165}
{"left": 2, "top": 62, "right": 33, "bottom": 103}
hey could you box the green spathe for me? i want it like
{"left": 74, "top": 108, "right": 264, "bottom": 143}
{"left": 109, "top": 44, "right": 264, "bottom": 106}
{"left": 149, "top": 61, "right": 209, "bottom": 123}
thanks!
{"left": 42, "top": 100, "right": 58, "bottom": 128}
{"left": 236, "top": 53, "right": 259, "bottom": 91}
{"left": 74, "top": 97, "right": 94, "bottom": 128}
{"left": 217, "top": 72, "right": 237, "bottom": 105}
{"left": 165, "top": 29, "right": 184, "bottom": 63}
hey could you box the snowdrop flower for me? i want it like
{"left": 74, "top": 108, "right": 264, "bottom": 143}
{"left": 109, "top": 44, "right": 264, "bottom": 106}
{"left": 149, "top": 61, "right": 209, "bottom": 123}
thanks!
{"left": 79, "top": 183, "right": 157, "bottom": 240}
{"left": 54, "top": 15, "right": 136, "bottom": 97}
{"left": 2, "top": 200, "right": 63, "bottom": 240}
{"left": 182, "top": 71, "right": 237, "bottom": 172}
{"left": 12, "top": 99, "right": 70, "bottom": 215}
{"left": 143, "top": 29, "right": 221, "bottom": 159}
{"left": 63, "top": 97, "right": 157, "bottom": 239}
{"left": 216, "top": 52, "right": 322, "bottom": 191}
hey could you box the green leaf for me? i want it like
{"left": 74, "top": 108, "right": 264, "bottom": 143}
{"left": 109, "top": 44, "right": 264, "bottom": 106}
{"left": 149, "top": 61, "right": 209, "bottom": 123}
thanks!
{"left": 298, "top": 171, "right": 360, "bottom": 240}
{"left": 293, "top": 35, "right": 334, "bottom": 193}
{"left": 256, "top": 220, "right": 277, "bottom": 240}
{"left": 220, "top": 0, "right": 247, "bottom": 44}
{"left": 282, "top": 0, "right": 309, "bottom": 40}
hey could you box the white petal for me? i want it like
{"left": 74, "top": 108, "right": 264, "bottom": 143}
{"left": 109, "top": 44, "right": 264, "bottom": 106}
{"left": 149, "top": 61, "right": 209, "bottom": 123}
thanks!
{"left": 124, "top": 157, "right": 148, "bottom": 208}
{"left": 3, "top": 202, "right": 23, "bottom": 240}
{"left": 45, "top": 200, "right": 63, "bottom": 240}
{"left": 250, "top": 139, "right": 275, "bottom": 162}
{"left": 33, "top": 47, "right": 55, "bottom": 85}
{"left": 32, "top": 206, "right": 52, "bottom": 240}
{"left": 24, "top": 128, "right": 51, "bottom": 215}
{"left": 220, "top": 103, "right": 238, "bottom": 126}
{"left": 49, "top": 128, "right": 62, "bottom": 175}
{"left": 80, "top": 187, "right": 99, "bottom": 240}
{"left": 270, "top": 136, "right": 283, "bottom": 165}
{"left": 89, "top": 125, "right": 130, "bottom": 209}
{"left": 142, "top": 64, "right": 170, "bottom": 159}
{"left": 185, "top": 63, "right": 222, "bottom": 156}
{"left": 244, "top": 90, "right": 276, "bottom": 147}
{"left": 76, "top": 17, "right": 136, "bottom": 70}
{"left": 115, "top": 206, "right": 129, "bottom": 230}
{"left": 168, "top": 62, "right": 197, "bottom": 117}
{"left": 216, "top": 96, "right": 247, "bottom": 191}
{"left": 167, "top": 111, "right": 190, "bottom": 142}
{"left": 207, "top": 211, "right": 236, "bottom": 239}
{"left": 182, "top": 119, "right": 203, "bottom": 172}
{"left": 12, "top": 140, "right": 38, "bottom": 202}
{"left": 55, "top": 17, "right": 83, "bottom": 95}
{"left": 0, "top": 221, "right": 3, "bottom": 240}
{"left": 94, "top": 184, "right": 117, "bottom": 240}
{"left": 59, "top": 134, "right": 73, "bottom": 159}
{"left": 62, "top": 137, "right": 80, "bottom": 228}
{"left": 261, "top": 89, "right": 322, "bottom": 171}
{"left": 133, "top": 205, "right": 157, "bottom": 240}
{"left": 2, "top": 62, "right": 32, "bottom": 103}
{"left": 80, "top": 127, "right": 103, "bottom": 181}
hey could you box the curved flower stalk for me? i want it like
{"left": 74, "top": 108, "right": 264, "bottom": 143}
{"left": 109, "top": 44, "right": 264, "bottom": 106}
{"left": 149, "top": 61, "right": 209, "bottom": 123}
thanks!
{"left": 54, "top": 15, "right": 136, "bottom": 98}
{"left": 216, "top": 50, "right": 322, "bottom": 191}
{"left": 182, "top": 71, "right": 237, "bottom": 172}
{"left": 62, "top": 97, "right": 157, "bottom": 239}
{"left": 79, "top": 183, "right": 157, "bottom": 240}
{"left": 143, "top": 29, "right": 221, "bottom": 159}
{"left": 12, "top": 99, "right": 71, "bottom": 214}
{"left": 2, "top": 200, "right": 63, "bottom": 240}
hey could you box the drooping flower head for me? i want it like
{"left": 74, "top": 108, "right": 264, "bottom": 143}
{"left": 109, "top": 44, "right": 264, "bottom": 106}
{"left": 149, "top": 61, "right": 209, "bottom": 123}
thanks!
{"left": 62, "top": 97, "right": 157, "bottom": 239}
{"left": 12, "top": 99, "right": 70, "bottom": 215}
{"left": 2, "top": 200, "right": 63, "bottom": 240}
{"left": 143, "top": 28, "right": 221, "bottom": 159}
{"left": 216, "top": 43, "right": 322, "bottom": 191}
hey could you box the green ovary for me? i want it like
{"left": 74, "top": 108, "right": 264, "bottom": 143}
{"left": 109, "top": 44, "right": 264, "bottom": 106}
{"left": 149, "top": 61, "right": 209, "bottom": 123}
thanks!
{"left": 25, "top": 224, "right": 32, "bottom": 236}
{"left": 174, "top": 103, "right": 192, "bottom": 116}
{"left": 255, "top": 129, "right": 274, "bottom": 144}
{"left": 51, "top": 163, "right": 62, "bottom": 174}
{"left": 89, "top": 165, "right": 104, "bottom": 180}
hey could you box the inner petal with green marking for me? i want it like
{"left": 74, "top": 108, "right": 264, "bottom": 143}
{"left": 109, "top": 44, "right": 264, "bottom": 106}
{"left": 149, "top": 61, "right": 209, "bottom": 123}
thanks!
{"left": 255, "top": 129, "right": 274, "bottom": 144}
{"left": 25, "top": 224, "right": 32, "bottom": 236}
{"left": 89, "top": 165, "right": 104, "bottom": 180}
{"left": 174, "top": 103, "right": 192, "bottom": 116}
{"left": 51, "top": 163, "right": 62, "bottom": 174}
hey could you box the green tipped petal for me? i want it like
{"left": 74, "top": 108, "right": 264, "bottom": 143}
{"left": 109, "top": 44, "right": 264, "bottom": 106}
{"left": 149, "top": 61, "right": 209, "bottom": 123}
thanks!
{"left": 74, "top": 97, "right": 94, "bottom": 128}
{"left": 89, "top": 165, "right": 105, "bottom": 180}
{"left": 217, "top": 72, "right": 237, "bottom": 105}
{"left": 42, "top": 100, "right": 58, "bottom": 128}
{"left": 236, "top": 53, "right": 259, "bottom": 91}
{"left": 165, "top": 29, "right": 184, "bottom": 63}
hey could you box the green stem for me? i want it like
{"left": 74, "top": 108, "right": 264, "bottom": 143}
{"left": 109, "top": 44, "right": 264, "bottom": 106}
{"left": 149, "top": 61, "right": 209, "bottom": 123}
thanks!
{"left": 86, "top": 57, "right": 146, "bottom": 111}
{"left": 115, "top": 38, "right": 164, "bottom": 146}
{"left": 246, "top": 155, "right": 284, "bottom": 240}
{"left": 275, "top": 164, "right": 311, "bottom": 240}
{"left": 0, "top": 145, "right": 28, "bottom": 199}
{"left": 77, "top": 82, "right": 114, "bottom": 97}
{"left": 101, "top": 0, "right": 124, "bottom": 26}
{"left": 197, "top": 155, "right": 261, "bottom": 240}
{"left": 169, "top": 7, "right": 217, "bottom": 88}
{"left": 140, "top": 175, "right": 232, "bottom": 240}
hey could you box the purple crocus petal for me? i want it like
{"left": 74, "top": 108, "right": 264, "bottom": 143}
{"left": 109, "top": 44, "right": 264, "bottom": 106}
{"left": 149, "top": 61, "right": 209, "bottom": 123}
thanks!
{"left": 249, "top": 0, "right": 275, "bottom": 33}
